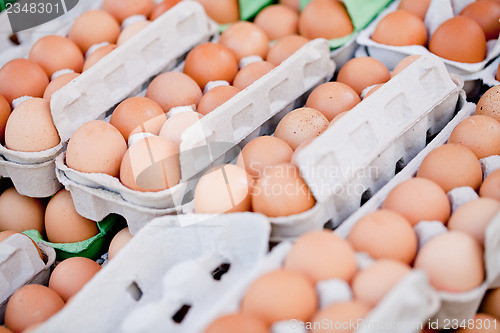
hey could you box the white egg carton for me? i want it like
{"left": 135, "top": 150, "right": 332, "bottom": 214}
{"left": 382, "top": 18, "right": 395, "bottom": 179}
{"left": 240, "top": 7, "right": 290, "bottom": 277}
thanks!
{"left": 472, "top": 55, "right": 500, "bottom": 89}
{"left": 35, "top": 213, "right": 271, "bottom": 333}
{"left": 0, "top": 234, "right": 56, "bottom": 324}
{"left": 0, "top": 1, "right": 216, "bottom": 199}
{"left": 336, "top": 99, "right": 500, "bottom": 329}
{"left": 55, "top": 38, "right": 335, "bottom": 234}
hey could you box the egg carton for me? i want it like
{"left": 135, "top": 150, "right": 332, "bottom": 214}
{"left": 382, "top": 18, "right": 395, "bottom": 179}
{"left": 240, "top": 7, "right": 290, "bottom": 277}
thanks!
{"left": 470, "top": 55, "right": 500, "bottom": 89}
{"left": 0, "top": 234, "right": 56, "bottom": 324}
{"left": 55, "top": 38, "right": 335, "bottom": 234}
{"left": 0, "top": 1, "right": 216, "bottom": 199}
{"left": 35, "top": 212, "right": 271, "bottom": 333}
{"left": 335, "top": 99, "right": 500, "bottom": 329}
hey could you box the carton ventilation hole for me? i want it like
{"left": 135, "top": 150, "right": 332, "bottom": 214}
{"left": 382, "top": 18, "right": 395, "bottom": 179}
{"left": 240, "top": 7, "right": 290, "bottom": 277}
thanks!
{"left": 212, "top": 263, "right": 231, "bottom": 281}
{"left": 172, "top": 304, "right": 191, "bottom": 323}
{"left": 127, "top": 282, "right": 143, "bottom": 301}
{"left": 360, "top": 189, "right": 372, "bottom": 206}
{"left": 395, "top": 158, "right": 406, "bottom": 175}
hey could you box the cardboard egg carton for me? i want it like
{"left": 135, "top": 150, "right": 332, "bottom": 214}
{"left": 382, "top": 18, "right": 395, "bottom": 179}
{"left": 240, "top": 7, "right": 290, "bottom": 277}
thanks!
{"left": 0, "top": 1, "right": 216, "bottom": 199}
{"left": 55, "top": 38, "right": 335, "bottom": 234}
{"left": 35, "top": 213, "right": 271, "bottom": 333}
{"left": 0, "top": 234, "right": 56, "bottom": 324}
{"left": 472, "top": 55, "right": 500, "bottom": 89}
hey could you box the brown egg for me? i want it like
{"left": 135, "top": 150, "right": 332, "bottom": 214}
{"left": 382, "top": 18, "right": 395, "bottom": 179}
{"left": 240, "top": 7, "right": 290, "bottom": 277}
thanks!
{"left": 254, "top": 4, "right": 299, "bottom": 40}
{"left": 45, "top": 189, "right": 99, "bottom": 243}
{"left": 205, "top": 313, "right": 268, "bottom": 333}
{"left": 280, "top": 0, "right": 300, "bottom": 12}
{"left": 68, "top": 10, "right": 121, "bottom": 53}
{"left": 28, "top": 35, "right": 84, "bottom": 77}
{"left": 330, "top": 111, "right": 348, "bottom": 125}
{"left": 0, "top": 95, "right": 11, "bottom": 142}
{"left": 21, "top": 324, "right": 40, "bottom": 333}
{"left": 149, "top": 0, "right": 182, "bottom": 20}
{"left": 266, "top": 35, "right": 309, "bottom": 66}
{"left": 108, "top": 227, "right": 133, "bottom": 260}
{"left": 66, "top": 120, "right": 127, "bottom": 177}
{"left": 480, "top": 288, "right": 500, "bottom": 320}
{"left": 364, "top": 84, "right": 383, "bottom": 98}
{"left": 5, "top": 98, "right": 60, "bottom": 152}
{"left": 0, "top": 230, "right": 43, "bottom": 260}
{"left": 0, "top": 188, "right": 44, "bottom": 234}
{"left": 219, "top": 22, "right": 269, "bottom": 62}
{"left": 241, "top": 269, "right": 318, "bottom": 325}
{"left": 461, "top": 1, "right": 500, "bottom": 40}
{"left": 480, "top": 169, "right": 500, "bottom": 201}
{"left": 158, "top": 111, "right": 202, "bottom": 147}
{"left": 497, "top": 64, "right": 500, "bottom": 82}
{"left": 391, "top": 55, "right": 422, "bottom": 78}
{"left": 197, "top": 85, "right": 241, "bottom": 115}
{"left": 448, "top": 115, "right": 500, "bottom": 159}
{"left": 305, "top": 82, "right": 361, "bottom": 121}
{"left": 183, "top": 43, "right": 239, "bottom": 89}
{"left": 284, "top": 230, "right": 357, "bottom": 283}
{"left": 347, "top": 210, "right": 418, "bottom": 264}
{"left": 110, "top": 97, "right": 165, "bottom": 140}
{"left": 43, "top": 72, "right": 80, "bottom": 101}
{"left": 416, "top": 144, "right": 483, "bottom": 192}
{"left": 299, "top": 0, "right": 353, "bottom": 40}
{"left": 476, "top": 85, "right": 500, "bottom": 122}
{"left": 83, "top": 44, "right": 117, "bottom": 71}
{"left": 382, "top": 178, "right": 451, "bottom": 226}
{"left": 352, "top": 260, "right": 411, "bottom": 307}
{"left": 101, "top": 0, "right": 154, "bottom": 23}
{"left": 194, "top": 0, "right": 239, "bottom": 24}
{"left": 398, "top": 0, "right": 431, "bottom": 20}
{"left": 233, "top": 61, "right": 276, "bottom": 90}
{"left": 372, "top": 10, "right": 427, "bottom": 46}
{"left": 310, "top": 301, "right": 371, "bottom": 333}
{"left": 414, "top": 231, "right": 484, "bottom": 292}
{"left": 252, "top": 163, "right": 316, "bottom": 217}
{"left": 276, "top": 108, "right": 328, "bottom": 150}
{"left": 194, "top": 164, "right": 252, "bottom": 214}
{"left": 236, "top": 136, "right": 293, "bottom": 178}
{"left": 4, "top": 284, "right": 64, "bottom": 333}
{"left": 120, "top": 136, "right": 180, "bottom": 192}
{"left": 146, "top": 72, "right": 203, "bottom": 112}
{"left": 429, "top": 16, "right": 487, "bottom": 63}
{"left": 457, "top": 314, "right": 500, "bottom": 332}
{"left": 0, "top": 325, "right": 12, "bottom": 333}
{"left": 117, "top": 20, "right": 151, "bottom": 46}
{"left": 337, "top": 57, "right": 391, "bottom": 95}
{"left": 49, "top": 256, "right": 101, "bottom": 301}
{"left": 0, "top": 59, "right": 49, "bottom": 104}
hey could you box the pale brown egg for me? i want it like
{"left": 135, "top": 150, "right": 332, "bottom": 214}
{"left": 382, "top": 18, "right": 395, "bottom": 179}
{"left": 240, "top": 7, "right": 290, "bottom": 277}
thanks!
{"left": 158, "top": 111, "right": 202, "bottom": 147}
{"left": 4, "top": 284, "right": 64, "bottom": 333}
{"left": 280, "top": 0, "right": 300, "bottom": 12}
{"left": 364, "top": 83, "right": 383, "bottom": 98}
{"left": 0, "top": 59, "right": 49, "bottom": 104}
{"left": 241, "top": 269, "right": 318, "bottom": 325}
{"left": 414, "top": 231, "right": 484, "bottom": 292}
{"left": 205, "top": 313, "right": 268, "bottom": 333}
{"left": 337, "top": 57, "right": 391, "bottom": 95}
{"left": 117, "top": 20, "right": 151, "bottom": 46}
{"left": 476, "top": 85, "right": 500, "bottom": 122}
{"left": 28, "top": 35, "right": 84, "bottom": 77}
{"left": 5, "top": 98, "right": 60, "bottom": 152}
{"left": 45, "top": 189, "right": 99, "bottom": 243}
{"left": 108, "top": 227, "right": 133, "bottom": 260}
{"left": 0, "top": 230, "right": 43, "bottom": 260}
{"left": 236, "top": 136, "right": 293, "bottom": 178}
{"left": 197, "top": 85, "right": 241, "bottom": 115}
{"left": 352, "top": 260, "right": 411, "bottom": 307}
{"left": 101, "top": 0, "right": 154, "bottom": 23}
{"left": 372, "top": 10, "right": 427, "bottom": 46}
{"left": 49, "top": 256, "right": 101, "bottom": 301}
{"left": 110, "top": 97, "right": 165, "bottom": 140}
{"left": 219, "top": 22, "right": 269, "bottom": 62}
{"left": 398, "top": 0, "right": 431, "bottom": 20}
{"left": 233, "top": 61, "right": 276, "bottom": 90}
{"left": 480, "top": 169, "right": 500, "bottom": 201}
{"left": 21, "top": 324, "right": 40, "bottom": 333}
{"left": 146, "top": 72, "right": 203, "bottom": 112}
{"left": 194, "top": 0, "right": 239, "bottom": 24}
{"left": 254, "top": 4, "right": 299, "bottom": 40}
{"left": 429, "top": 16, "right": 487, "bottom": 63}
{"left": 329, "top": 111, "right": 348, "bottom": 125}
{"left": 266, "top": 35, "right": 309, "bottom": 66}
{"left": 305, "top": 82, "right": 361, "bottom": 121}
{"left": 120, "top": 136, "right": 180, "bottom": 192}
{"left": 461, "top": 1, "right": 500, "bottom": 40}
{"left": 0, "top": 95, "right": 11, "bottom": 142}
{"left": 284, "top": 230, "right": 357, "bottom": 283}
{"left": 83, "top": 44, "right": 117, "bottom": 71}
{"left": 43, "top": 72, "right": 80, "bottom": 101}
{"left": 0, "top": 188, "right": 44, "bottom": 234}
{"left": 194, "top": 164, "right": 252, "bottom": 214}
{"left": 480, "top": 288, "right": 500, "bottom": 320}
{"left": 416, "top": 144, "right": 483, "bottom": 192}
{"left": 251, "top": 163, "right": 315, "bottom": 217}
{"left": 497, "top": 64, "right": 500, "bottom": 82}
{"left": 456, "top": 314, "right": 500, "bottom": 332}
{"left": 347, "top": 210, "right": 418, "bottom": 264}
{"left": 382, "top": 178, "right": 451, "bottom": 226}
{"left": 183, "top": 43, "right": 239, "bottom": 89}
{"left": 310, "top": 301, "right": 371, "bottom": 333}
{"left": 66, "top": 120, "right": 127, "bottom": 177}
{"left": 448, "top": 115, "right": 500, "bottom": 159}
{"left": 68, "top": 10, "right": 121, "bottom": 53}
{"left": 299, "top": 0, "right": 353, "bottom": 40}
{"left": 391, "top": 55, "right": 421, "bottom": 78}
{"left": 149, "top": 0, "right": 182, "bottom": 20}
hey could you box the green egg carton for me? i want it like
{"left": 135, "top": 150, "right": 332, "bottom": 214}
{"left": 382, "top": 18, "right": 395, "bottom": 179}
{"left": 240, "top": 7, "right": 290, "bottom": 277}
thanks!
{"left": 23, "top": 214, "right": 124, "bottom": 261}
